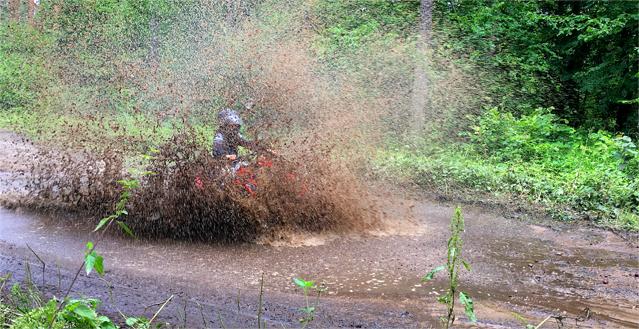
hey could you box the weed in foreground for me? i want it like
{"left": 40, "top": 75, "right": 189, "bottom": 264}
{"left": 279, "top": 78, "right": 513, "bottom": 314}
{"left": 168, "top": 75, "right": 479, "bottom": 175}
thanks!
{"left": 293, "top": 277, "right": 325, "bottom": 328}
{"left": 422, "top": 206, "right": 476, "bottom": 328}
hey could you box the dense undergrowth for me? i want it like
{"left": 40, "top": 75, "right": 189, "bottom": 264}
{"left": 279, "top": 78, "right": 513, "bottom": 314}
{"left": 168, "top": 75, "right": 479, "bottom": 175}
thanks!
{"left": 0, "top": 274, "right": 149, "bottom": 329}
{"left": 377, "top": 109, "right": 639, "bottom": 231}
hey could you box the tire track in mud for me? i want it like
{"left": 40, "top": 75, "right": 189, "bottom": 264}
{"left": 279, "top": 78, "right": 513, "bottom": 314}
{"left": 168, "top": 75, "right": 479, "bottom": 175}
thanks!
{"left": 0, "top": 130, "right": 638, "bottom": 328}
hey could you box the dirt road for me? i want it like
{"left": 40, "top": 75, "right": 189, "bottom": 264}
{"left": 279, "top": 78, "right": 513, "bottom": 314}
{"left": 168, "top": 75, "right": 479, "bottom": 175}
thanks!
{"left": 0, "top": 131, "right": 637, "bottom": 328}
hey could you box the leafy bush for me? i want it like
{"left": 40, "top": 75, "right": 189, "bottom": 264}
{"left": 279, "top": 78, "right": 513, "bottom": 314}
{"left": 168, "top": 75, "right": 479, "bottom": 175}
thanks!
{"left": 9, "top": 300, "right": 65, "bottom": 329}
{"left": 312, "top": 0, "right": 419, "bottom": 58}
{"left": 469, "top": 108, "right": 575, "bottom": 162}
{"left": 0, "top": 24, "right": 51, "bottom": 111}
{"left": 377, "top": 109, "right": 639, "bottom": 231}
{"left": 7, "top": 298, "right": 118, "bottom": 329}
{"left": 435, "top": 0, "right": 638, "bottom": 136}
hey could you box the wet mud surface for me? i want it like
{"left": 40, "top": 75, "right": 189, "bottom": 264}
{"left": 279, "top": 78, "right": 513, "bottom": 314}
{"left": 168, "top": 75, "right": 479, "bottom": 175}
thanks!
{"left": 0, "top": 131, "right": 638, "bottom": 328}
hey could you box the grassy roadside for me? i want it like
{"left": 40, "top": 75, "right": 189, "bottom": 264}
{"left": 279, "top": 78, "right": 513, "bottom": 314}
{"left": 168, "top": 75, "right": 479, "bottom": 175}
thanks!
{"left": 374, "top": 110, "right": 639, "bottom": 232}
{"left": 0, "top": 108, "right": 213, "bottom": 152}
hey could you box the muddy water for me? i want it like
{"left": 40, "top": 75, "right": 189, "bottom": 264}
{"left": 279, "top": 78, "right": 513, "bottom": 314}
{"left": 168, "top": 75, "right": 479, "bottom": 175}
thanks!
{"left": 0, "top": 199, "right": 637, "bottom": 328}
{"left": 0, "top": 130, "right": 637, "bottom": 328}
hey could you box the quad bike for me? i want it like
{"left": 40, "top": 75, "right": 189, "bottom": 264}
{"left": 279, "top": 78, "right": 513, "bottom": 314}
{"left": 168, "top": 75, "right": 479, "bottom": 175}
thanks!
{"left": 194, "top": 152, "right": 308, "bottom": 197}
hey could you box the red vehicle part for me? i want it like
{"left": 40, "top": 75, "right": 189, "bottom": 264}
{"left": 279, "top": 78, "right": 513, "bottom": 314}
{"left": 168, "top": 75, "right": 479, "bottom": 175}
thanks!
{"left": 194, "top": 156, "right": 307, "bottom": 197}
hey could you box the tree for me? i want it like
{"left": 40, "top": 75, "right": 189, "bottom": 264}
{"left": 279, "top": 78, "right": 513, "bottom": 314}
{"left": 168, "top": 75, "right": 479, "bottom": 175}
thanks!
{"left": 8, "top": 0, "right": 20, "bottom": 21}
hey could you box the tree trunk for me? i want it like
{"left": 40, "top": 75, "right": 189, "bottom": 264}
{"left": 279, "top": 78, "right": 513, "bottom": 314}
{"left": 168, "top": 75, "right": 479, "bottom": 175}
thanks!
{"left": 410, "top": 0, "right": 433, "bottom": 135}
{"left": 8, "top": 0, "right": 19, "bottom": 21}
{"left": 27, "top": 0, "right": 35, "bottom": 24}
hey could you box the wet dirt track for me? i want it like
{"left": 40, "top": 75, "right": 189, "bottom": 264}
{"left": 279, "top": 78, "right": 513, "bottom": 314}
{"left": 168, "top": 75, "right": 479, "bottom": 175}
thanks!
{"left": 0, "top": 131, "right": 638, "bottom": 328}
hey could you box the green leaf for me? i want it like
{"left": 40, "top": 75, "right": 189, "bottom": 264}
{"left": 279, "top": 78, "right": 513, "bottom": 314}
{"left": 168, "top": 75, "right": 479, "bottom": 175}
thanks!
{"left": 459, "top": 291, "right": 477, "bottom": 323}
{"left": 85, "top": 253, "right": 96, "bottom": 275}
{"left": 462, "top": 260, "right": 472, "bottom": 271}
{"left": 85, "top": 250, "right": 104, "bottom": 276}
{"left": 299, "top": 306, "right": 315, "bottom": 314}
{"left": 94, "top": 217, "right": 110, "bottom": 232}
{"left": 117, "top": 221, "right": 135, "bottom": 238}
{"left": 98, "top": 316, "right": 117, "bottom": 329}
{"left": 421, "top": 265, "right": 445, "bottom": 281}
{"left": 293, "top": 277, "right": 314, "bottom": 288}
{"left": 126, "top": 317, "right": 139, "bottom": 326}
{"left": 94, "top": 254, "right": 104, "bottom": 276}
{"left": 73, "top": 304, "right": 97, "bottom": 320}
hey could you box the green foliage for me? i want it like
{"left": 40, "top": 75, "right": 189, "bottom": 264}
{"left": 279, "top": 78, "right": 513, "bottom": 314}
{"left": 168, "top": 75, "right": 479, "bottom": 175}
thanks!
{"left": 1, "top": 283, "right": 152, "bottom": 329}
{"left": 95, "top": 173, "right": 150, "bottom": 237}
{"left": 293, "top": 277, "right": 325, "bottom": 328}
{"left": 378, "top": 110, "right": 639, "bottom": 231}
{"left": 84, "top": 242, "right": 105, "bottom": 276}
{"left": 422, "top": 207, "right": 475, "bottom": 327}
{"left": 0, "top": 23, "right": 51, "bottom": 111}
{"left": 124, "top": 316, "right": 151, "bottom": 329}
{"left": 435, "top": 1, "right": 558, "bottom": 111}
{"left": 41, "top": 0, "right": 184, "bottom": 50}
{"left": 0, "top": 303, "right": 11, "bottom": 328}
{"left": 7, "top": 298, "right": 117, "bottom": 329}
{"left": 541, "top": 2, "right": 638, "bottom": 134}
{"left": 9, "top": 299, "right": 65, "bottom": 329}
{"left": 312, "top": 0, "right": 419, "bottom": 75}
{"left": 313, "top": 0, "right": 418, "bottom": 55}
{"left": 435, "top": 0, "right": 638, "bottom": 136}
{"left": 470, "top": 108, "right": 576, "bottom": 162}
{"left": 58, "top": 298, "right": 117, "bottom": 329}
{"left": 9, "top": 284, "right": 33, "bottom": 313}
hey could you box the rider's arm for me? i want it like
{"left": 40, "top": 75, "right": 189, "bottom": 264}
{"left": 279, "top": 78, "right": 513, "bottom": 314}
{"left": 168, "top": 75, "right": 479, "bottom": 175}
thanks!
{"left": 238, "top": 134, "right": 279, "bottom": 156}
{"left": 238, "top": 133, "right": 259, "bottom": 151}
{"left": 212, "top": 133, "right": 229, "bottom": 158}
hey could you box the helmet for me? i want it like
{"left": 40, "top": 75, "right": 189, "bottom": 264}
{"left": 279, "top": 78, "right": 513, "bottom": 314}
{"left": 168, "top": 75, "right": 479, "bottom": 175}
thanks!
{"left": 218, "top": 108, "right": 243, "bottom": 127}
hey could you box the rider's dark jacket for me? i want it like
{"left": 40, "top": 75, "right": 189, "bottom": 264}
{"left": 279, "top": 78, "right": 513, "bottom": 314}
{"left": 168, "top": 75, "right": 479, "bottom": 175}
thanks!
{"left": 212, "top": 130, "right": 256, "bottom": 158}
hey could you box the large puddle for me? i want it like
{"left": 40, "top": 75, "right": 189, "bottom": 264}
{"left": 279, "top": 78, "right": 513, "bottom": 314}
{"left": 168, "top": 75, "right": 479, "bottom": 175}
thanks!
{"left": 0, "top": 201, "right": 637, "bottom": 327}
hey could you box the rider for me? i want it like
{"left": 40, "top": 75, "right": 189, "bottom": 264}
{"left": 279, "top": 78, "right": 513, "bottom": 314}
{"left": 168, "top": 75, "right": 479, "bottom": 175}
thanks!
{"left": 212, "top": 108, "right": 258, "bottom": 161}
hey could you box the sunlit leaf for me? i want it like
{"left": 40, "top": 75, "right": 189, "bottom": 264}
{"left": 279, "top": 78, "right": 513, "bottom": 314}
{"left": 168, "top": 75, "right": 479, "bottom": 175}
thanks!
{"left": 84, "top": 243, "right": 104, "bottom": 276}
{"left": 459, "top": 291, "right": 476, "bottom": 323}
{"left": 98, "top": 316, "right": 117, "bottom": 329}
{"left": 421, "top": 265, "right": 445, "bottom": 281}
{"left": 94, "top": 217, "right": 110, "bottom": 232}
{"left": 293, "top": 277, "right": 314, "bottom": 288}
{"left": 85, "top": 253, "right": 96, "bottom": 275}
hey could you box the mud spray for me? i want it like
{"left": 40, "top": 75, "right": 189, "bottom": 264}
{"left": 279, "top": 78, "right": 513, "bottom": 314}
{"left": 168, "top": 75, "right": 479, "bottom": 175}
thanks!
{"left": 2, "top": 1, "right": 479, "bottom": 242}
